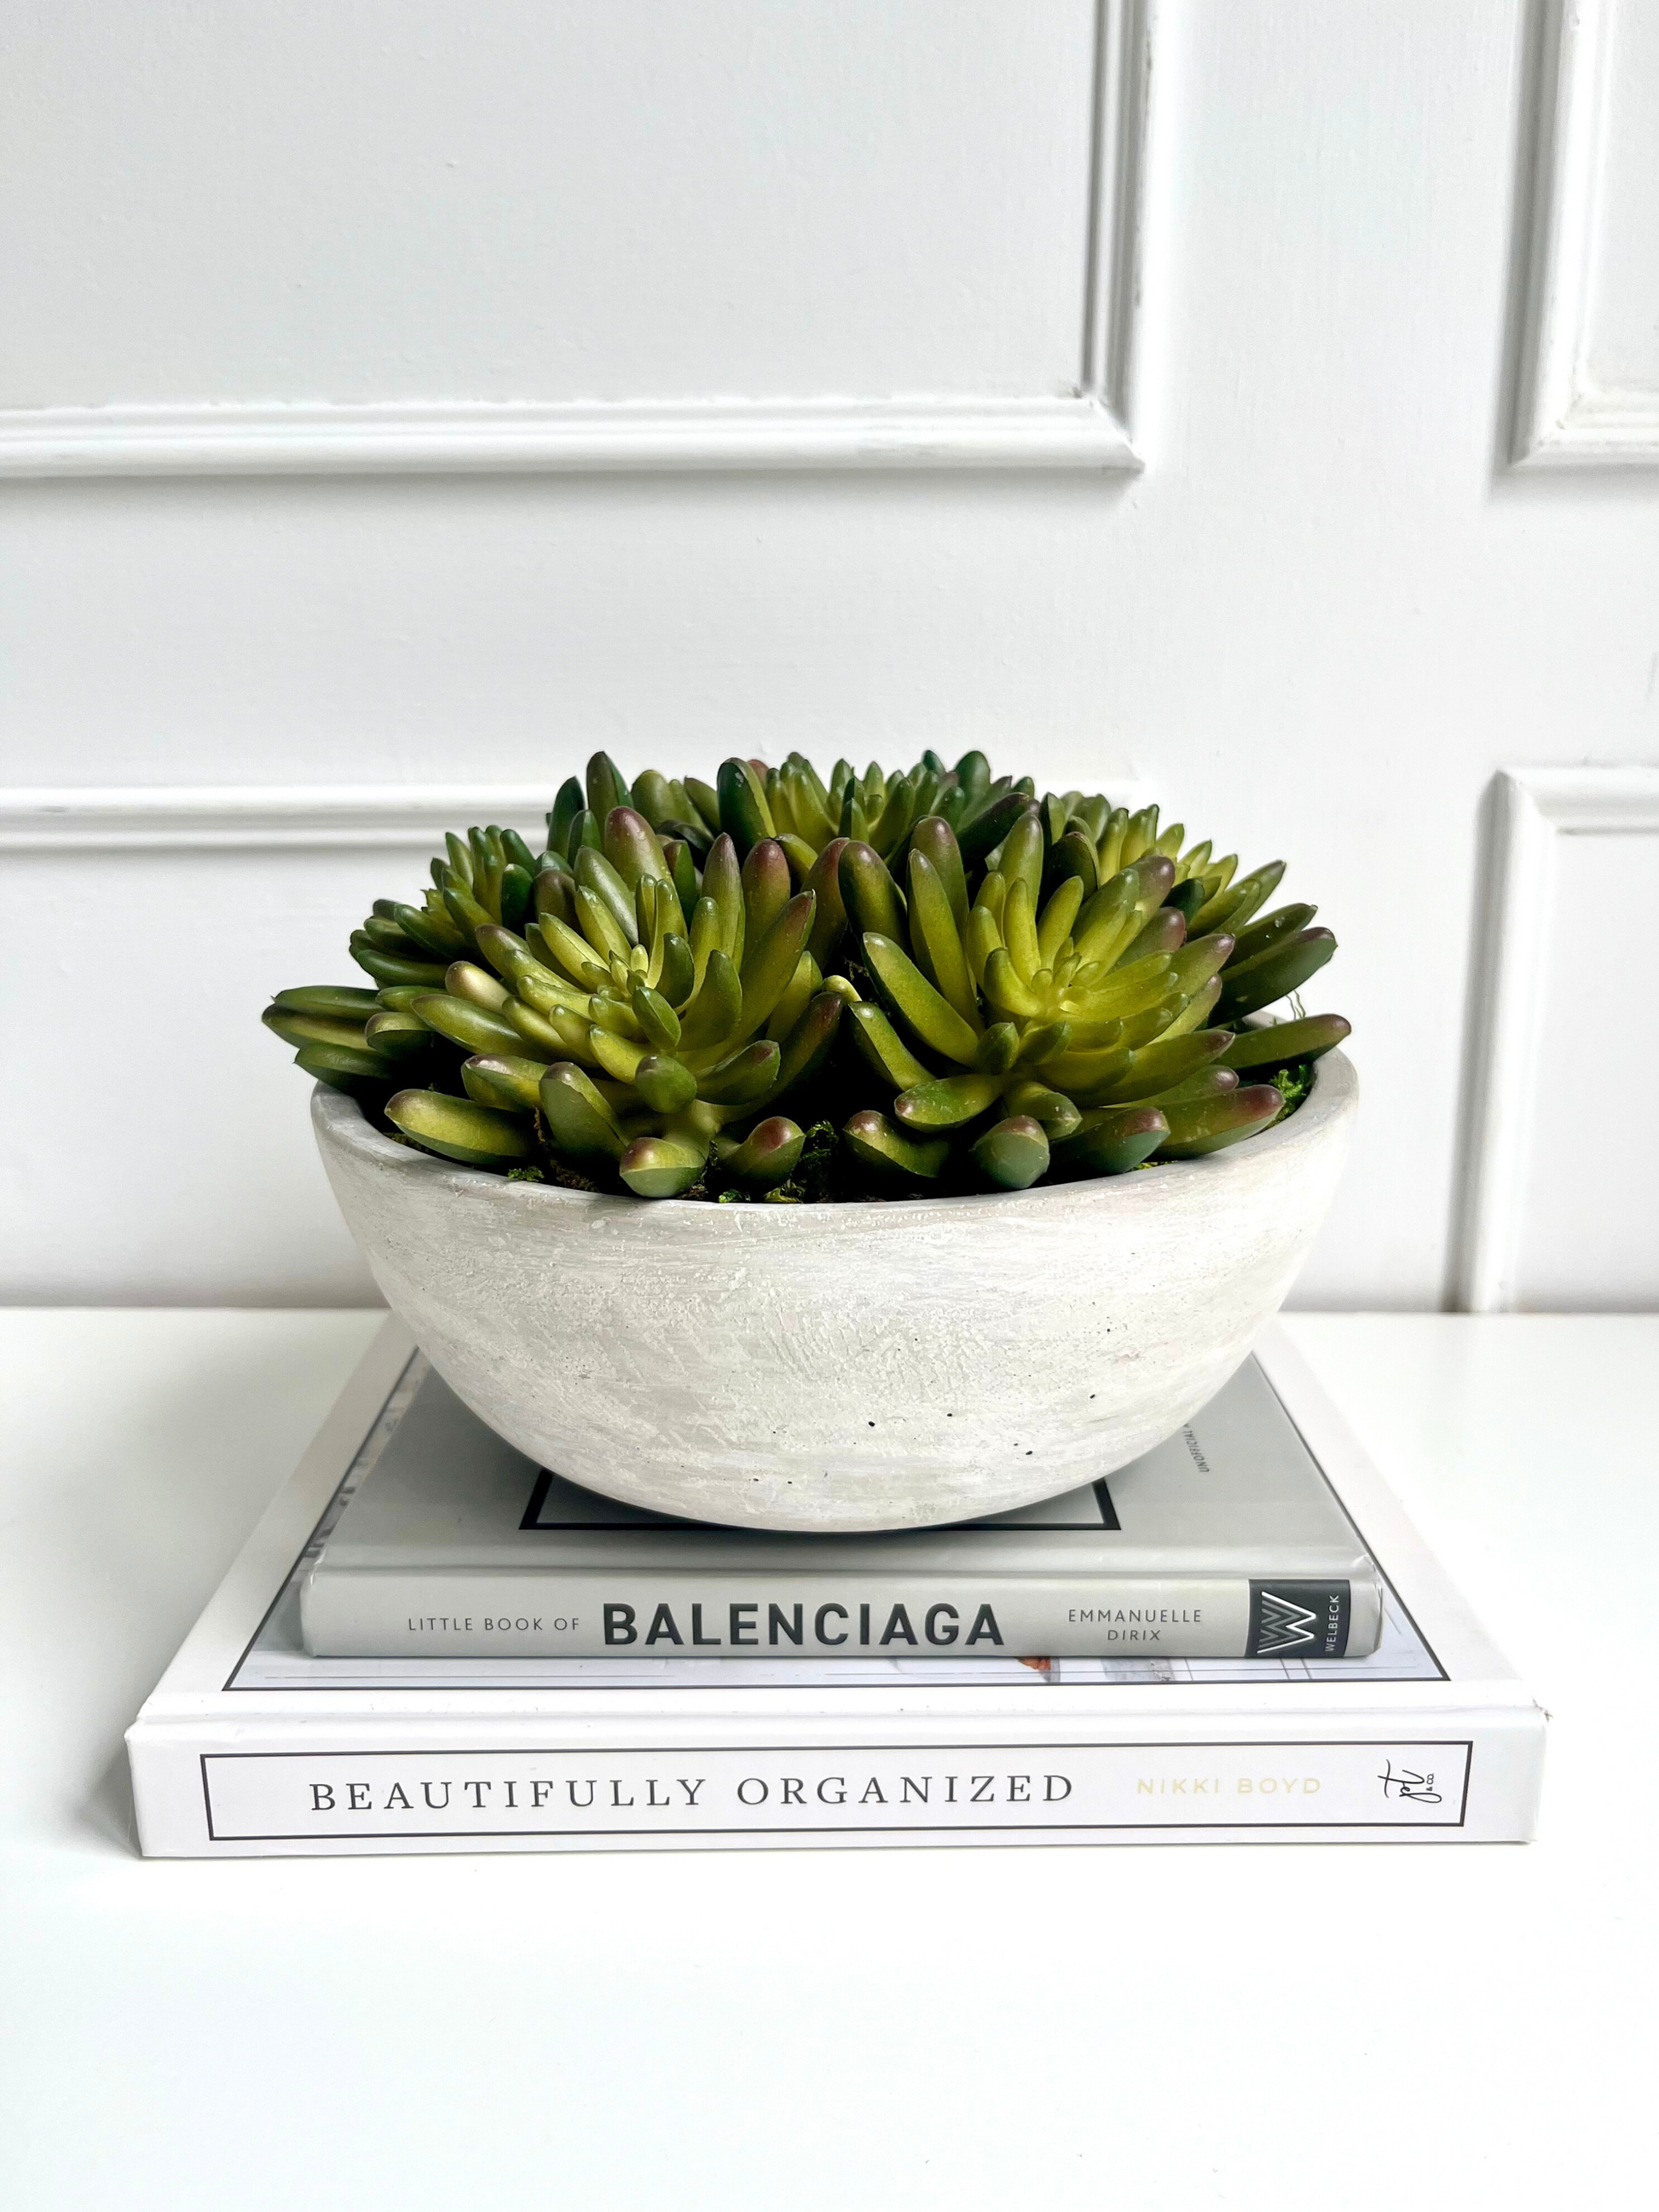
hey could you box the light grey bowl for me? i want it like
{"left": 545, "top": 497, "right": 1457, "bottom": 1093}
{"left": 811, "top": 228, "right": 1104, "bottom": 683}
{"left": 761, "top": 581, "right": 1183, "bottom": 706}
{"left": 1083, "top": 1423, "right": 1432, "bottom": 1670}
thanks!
{"left": 314, "top": 1051, "right": 1356, "bottom": 1532}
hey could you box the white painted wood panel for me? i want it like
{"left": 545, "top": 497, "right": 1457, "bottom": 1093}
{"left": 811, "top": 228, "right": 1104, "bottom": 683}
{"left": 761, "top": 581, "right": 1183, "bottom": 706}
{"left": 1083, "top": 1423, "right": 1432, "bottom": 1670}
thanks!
{"left": 3, "top": 2, "right": 1659, "bottom": 1308}
{"left": 0, "top": 0, "right": 1147, "bottom": 472}
{"left": 1511, "top": 825, "right": 1659, "bottom": 1305}
{"left": 1454, "top": 768, "right": 1659, "bottom": 1311}
{"left": 0, "top": 798, "right": 572, "bottom": 1304}
{"left": 1512, "top": 0, "right": 1659, "bottom": 465}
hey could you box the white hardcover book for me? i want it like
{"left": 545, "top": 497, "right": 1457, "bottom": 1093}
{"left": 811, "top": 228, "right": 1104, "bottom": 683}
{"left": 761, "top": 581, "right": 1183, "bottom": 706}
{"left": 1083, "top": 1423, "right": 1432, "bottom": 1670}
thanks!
{"left": 126, "top": 1319, "right": 1546, "bottom": 1856}
{"left": 298, "top": 1360, "right": 1386, "bottom": 1661}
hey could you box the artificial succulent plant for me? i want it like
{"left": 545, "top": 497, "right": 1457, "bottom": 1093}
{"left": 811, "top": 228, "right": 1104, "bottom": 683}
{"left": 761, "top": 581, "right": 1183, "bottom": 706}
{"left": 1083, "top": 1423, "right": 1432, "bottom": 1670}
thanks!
{"left": 264, "top": 751, "right": 1350, "bottom": 1201}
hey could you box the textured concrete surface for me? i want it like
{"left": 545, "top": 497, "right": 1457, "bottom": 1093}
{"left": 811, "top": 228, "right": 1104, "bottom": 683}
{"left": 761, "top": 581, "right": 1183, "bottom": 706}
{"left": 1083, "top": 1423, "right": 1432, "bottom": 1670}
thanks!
{"left": 314, "top": 1055, "right": 1357, "bottom": 1530}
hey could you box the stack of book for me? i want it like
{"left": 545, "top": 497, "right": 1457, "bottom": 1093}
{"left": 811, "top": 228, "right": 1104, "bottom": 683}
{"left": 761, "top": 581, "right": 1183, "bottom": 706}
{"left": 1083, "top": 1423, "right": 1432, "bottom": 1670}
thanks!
{"left": 127, "top": 1322, "right": 1545, "bottom": 1854}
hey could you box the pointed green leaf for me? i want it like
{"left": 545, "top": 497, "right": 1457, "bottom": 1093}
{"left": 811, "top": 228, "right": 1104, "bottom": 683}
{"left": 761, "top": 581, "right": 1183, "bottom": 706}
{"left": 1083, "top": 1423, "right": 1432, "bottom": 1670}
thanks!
{"left": 742, "top": 838, "right": 792, "bottom": 948}
{"left": 349, "top": 937, "right": 450, "bottom": 990}
{"left": 619, "top": 1133, "right": 708, "bottom": 1199}
{"left": 767, "top": 990, "right": 844, "bottom": 1104}
{"left": 602, "top": 806, "right": 668, "bottom": 890}
{"left": 295, "top": 1043, "right": 400, "bottom": 1101}
{"left": 386, "top": 1089, "right": 535, "bottom": 1168}
{"left": 1072, "top": 871, "right": 1140, "bottom": 966}
{"left": 572, "top": 883, "right": 632, "bottom": 964}
{"left": 954, "top": 749, "right": 991, "bottom": 803}
{"left": 997, "top": 807, "right": 1044, "bottom": 910}
{"left": 972, "top": 1115, "right": 1050, "bottom": 1190}
{"left": 906, "top": 850, "right": 980, "bottom": 1030}
{"left": 462, "top": 1054, "right": 548, "bottom": 1113}
{"left": 1036, "top": 875, "right": 1084, "bottom": 967}
{"left": 549, "top": 777, "right": 586, "bottom": 855}
{"left": 629, "top": 770, "right": 677, "bottom": 829}
{"left": 683, "top": 776, "right": 722, "bottom": 835}
{"left": 841, "top": 1111, "right": 951, "bottom": 1184}
{"left": 539, "top": 1064, "right": 626, "bottom": 1161}
{"left": 408, "top": 992, "right": 523, "bottom": 1057}
{"left": 574, "top": 846, "right": 640, "bottom": 947}
{"left": 1192, "top": 858, "right": 1285, "bottom": 937}
{"left": 839, "top": 840, "right": 905, "bottom": 941}
{"left": 634, "top": 1053, "right": 699, "bottom": 1114}
{"left": 1050, "top": 1104, "right": 1169, "bottom": 1178}
{"left": 1216, "top": 927, "right": 1336, "bottom": 1019}
{"left": 893, "top": 1070, "right": 1004, "bottom": 1131}
{"left": 974, "top": 1020, "right": 1020, "bottom": 1074}
{"left": 362, "top": 1009, "right": 437, "bottom": 1061}
{"left": 1090, "top": 1029, "right": 1234, "bottom": 1104}
{"left": 847, "top": 1000, "right": 933, "bottom": 1091}
{"left": 701, "top": 834, "right": 746, "bottom": 966}
{"left": 1002, "top": 1080, "right": 1082, "bottom": 1141}
{"left": 908, "top": 816, "right": 969, "bottom": 933}
{"left": 714, "top": 1115, "right": 804, "bottom": 1193}
{"left": 537, "top": 912, "right": 610, "bottom": 987}
{"left": 271, "top": 985, "right": 382, "bottom": 1019}
{"left": 1154, "top": 1083, "right": 1285, "bottom": 1158}
{"left": 502, "top": 996, "right": 579, "bottom": 1059}
{"left": 1220, "top": 1014, "right": 1350, "bottom": 1073}
{"left": 1229, "top": 902, "right": 1318, "bottom": 973}
{"left": 263, "top": 1006, "right": 370, "bottom": 1053}
{"left": 981, "top": 946, "right": 1043, "bottom": 1021}
{"left": 1001, "top": 879, "right": 1040, "bottom": 982}
{"left": 697, "top": 1039, "right": 782, "bottom": 1105}
{"left": 1167, "top": 930, "right": 1236, "bottom": 996}
{"left": 679, "top": 948, "right": 743, "bottom": 1052}
{"left": 585, "top": 751, "right": 632, "bottom": 823}
{"left": 732, "top": 892, "right": 815, "bottom": 1047}
{"left": 804, "top": 836, "right": 852, "bottom": 967}
{"left": 717, "top": 758, "right": 776, "bottom": 857}
{"left": 1114, "top": 905, "right": 1187, "bottom": 967}
{"left": 957, "top": 789, "right": 1032, "bottom": 872}
{"left": 589, "top": 1025, "right": 650, "bottom": 1083}
{"left": 1048, "top": 829, "right": 1098, "bottom": 904}
{"left": 533, "top": 867, "right": 575, "bottom": 930}
{"left": 765, "top": 950, "right": 819, "bottom": 1045}
{"left": 864, "top": 933, "right": 980, "bottom": 1064}
{"left": 631, "top": 982, "right": 682, "bottom": 1052}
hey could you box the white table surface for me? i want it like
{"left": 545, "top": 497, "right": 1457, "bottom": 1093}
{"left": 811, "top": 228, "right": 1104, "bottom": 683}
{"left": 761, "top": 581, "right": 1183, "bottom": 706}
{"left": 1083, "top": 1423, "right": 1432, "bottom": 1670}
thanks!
{"left": 2, "top": 1309, "right": 1654, "bottom": 2211}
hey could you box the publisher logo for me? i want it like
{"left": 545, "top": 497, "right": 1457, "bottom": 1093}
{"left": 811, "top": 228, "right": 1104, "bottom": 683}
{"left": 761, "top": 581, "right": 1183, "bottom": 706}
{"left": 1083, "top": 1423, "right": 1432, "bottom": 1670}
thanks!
{"left": 1247, "top": 1580, "right": 1351, "bottom": 1659}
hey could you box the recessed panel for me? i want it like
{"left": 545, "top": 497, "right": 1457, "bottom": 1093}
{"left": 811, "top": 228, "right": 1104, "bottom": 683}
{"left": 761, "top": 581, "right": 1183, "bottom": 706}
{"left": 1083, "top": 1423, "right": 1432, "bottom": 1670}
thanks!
{"left": 1581, "top": 0, "right": 1659, "bottom": 396}
{"left": 1512, "top": 828, "right": 1659, "bottom": 1308}
{"left": 0, "top": 0, "right": 1097, "bottom": 409}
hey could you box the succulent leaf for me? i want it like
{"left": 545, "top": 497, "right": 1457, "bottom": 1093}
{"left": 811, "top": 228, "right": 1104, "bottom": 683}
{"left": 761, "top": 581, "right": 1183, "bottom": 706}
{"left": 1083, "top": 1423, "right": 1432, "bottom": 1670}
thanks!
{"left": 1051, "top": 1104, "right": 1169, "bottom": 1177}
{"left": 387, "top": 1089, "right": 536, "bottom": 1168}
{"left": 841, "top": 1111, "right": 951, "bottom": 1184}
{"left": 714, "top": 1115, "right": 805, "bottom": 1192}
{"left": 271, "top": 751, "right": 1346, "bottom": 1196}
{"left": 972, "top": 1115, "right": 1050, "bottom": 1190}
{"left": 1154, "top": 1083, "right": 1286, "bottom": 1158}
{"left": 1220, "top": 1014, "right": 1351, "bottom": 1073}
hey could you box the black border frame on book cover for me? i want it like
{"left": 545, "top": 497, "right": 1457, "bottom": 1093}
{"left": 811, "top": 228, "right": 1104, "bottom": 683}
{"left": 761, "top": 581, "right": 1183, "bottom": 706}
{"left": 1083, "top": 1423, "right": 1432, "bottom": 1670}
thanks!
{"left": 517, "top": 1469, "right": 1123, "bottom": 1533}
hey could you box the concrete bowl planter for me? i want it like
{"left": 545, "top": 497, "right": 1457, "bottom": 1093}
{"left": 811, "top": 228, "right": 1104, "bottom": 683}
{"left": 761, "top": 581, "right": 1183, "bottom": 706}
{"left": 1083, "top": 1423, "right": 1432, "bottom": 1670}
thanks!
{"left": 313, "top": 1050, "right": 1356, "bottom": 1533}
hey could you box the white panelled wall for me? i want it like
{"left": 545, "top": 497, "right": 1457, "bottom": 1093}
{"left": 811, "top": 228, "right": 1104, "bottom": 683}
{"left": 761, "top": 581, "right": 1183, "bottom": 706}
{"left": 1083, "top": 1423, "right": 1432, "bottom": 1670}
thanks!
{"left": 1, "top": 0, "right": 1656, "bottom": 1309}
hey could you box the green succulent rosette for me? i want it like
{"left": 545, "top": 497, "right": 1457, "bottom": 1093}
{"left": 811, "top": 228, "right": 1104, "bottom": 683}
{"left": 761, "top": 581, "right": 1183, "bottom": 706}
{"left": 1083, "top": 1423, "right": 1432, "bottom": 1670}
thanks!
{"left": 263, "top": 751, "right": 1350, "bottom": 1199}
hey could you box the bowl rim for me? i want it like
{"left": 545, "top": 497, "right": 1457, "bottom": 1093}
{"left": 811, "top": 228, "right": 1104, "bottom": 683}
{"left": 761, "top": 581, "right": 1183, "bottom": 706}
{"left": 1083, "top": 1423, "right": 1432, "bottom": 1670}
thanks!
{"left": 312, "top": 1046, "right": 1357, "bottom": 1231}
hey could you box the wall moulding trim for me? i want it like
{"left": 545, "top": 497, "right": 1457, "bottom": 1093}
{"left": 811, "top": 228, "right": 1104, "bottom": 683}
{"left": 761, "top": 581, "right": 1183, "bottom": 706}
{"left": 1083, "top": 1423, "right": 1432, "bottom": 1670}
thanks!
{"left": 0, "top": 394, "right": 1136, "bottom": 478}
{"left": 1451, "top": 765, "right": 1659, "bottom": 1312}
{"left": 1511, "top": 0, "right": 1659, "bottom": 467}
{"left": 0, "top": 787, "right": 558, "bottom": 852}
{"left": 0, "top": 2, "right": 1149, "bottom": 481}
{"left": 0, "top": 775, "right": 1158, "bottom": 852}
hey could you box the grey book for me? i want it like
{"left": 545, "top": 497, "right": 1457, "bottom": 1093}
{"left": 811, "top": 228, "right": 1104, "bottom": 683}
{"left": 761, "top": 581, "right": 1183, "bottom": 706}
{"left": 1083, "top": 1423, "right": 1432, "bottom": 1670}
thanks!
{"left": 300, "top": 1358, "right": 1384, "bottom": 1661}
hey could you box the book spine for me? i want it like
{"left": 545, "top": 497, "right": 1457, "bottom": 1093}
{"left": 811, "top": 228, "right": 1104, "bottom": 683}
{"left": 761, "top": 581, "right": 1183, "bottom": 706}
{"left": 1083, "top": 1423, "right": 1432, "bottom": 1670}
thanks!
{"left": 131, "top": 1702, "right": 1544, "bottom": 1855}
{"left": 302, "top": 1572, "right": 1383, "bottom": 1660}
